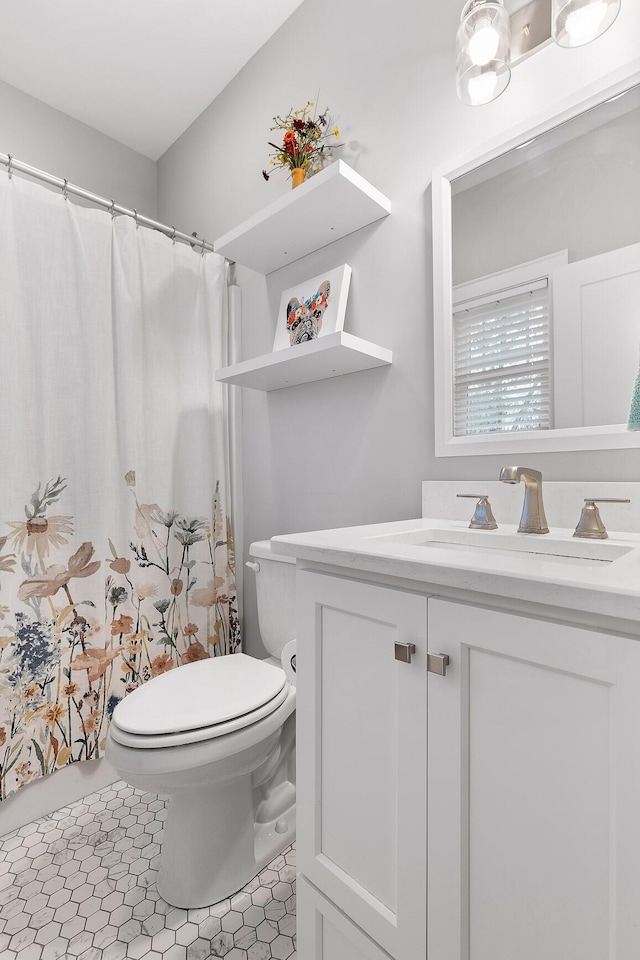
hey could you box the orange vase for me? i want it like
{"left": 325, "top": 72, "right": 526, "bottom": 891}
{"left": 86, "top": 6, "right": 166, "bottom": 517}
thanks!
{"left": 291, "top": 168, "right": 306, "bottom": 189}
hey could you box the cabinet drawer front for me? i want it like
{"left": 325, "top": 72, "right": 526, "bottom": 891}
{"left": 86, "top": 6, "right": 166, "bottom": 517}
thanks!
{"left": 298, "top": 874, "right": 393, "bottom": 960}
{"left": 428, "top": 598, "right": 640, "bottom": 960}
{"left": 297, "top": 570, "right": 427, "bottom": 960}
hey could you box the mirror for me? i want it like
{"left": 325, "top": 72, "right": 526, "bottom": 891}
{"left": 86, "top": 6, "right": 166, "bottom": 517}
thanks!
{"left": 433, "top": 70, "right": 640, "bottom": 456}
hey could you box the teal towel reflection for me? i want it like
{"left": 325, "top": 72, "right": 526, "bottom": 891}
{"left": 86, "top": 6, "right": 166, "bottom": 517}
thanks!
{"left": 628, "top": 365, "right": 640, "bottom": 431}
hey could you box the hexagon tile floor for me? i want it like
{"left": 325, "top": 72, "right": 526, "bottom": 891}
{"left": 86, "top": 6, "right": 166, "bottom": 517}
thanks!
{"left": 0, "top": 780, "right": 296, "bottom": 960}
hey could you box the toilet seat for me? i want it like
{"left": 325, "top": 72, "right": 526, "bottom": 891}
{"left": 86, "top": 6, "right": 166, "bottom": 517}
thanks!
{"left": 110, "top": 653, "right": 289, "bottom": 750}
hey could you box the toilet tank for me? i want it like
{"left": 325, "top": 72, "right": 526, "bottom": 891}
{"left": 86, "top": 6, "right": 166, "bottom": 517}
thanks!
{"left": 248, "top": 540, "right": 296, "bottom": 659}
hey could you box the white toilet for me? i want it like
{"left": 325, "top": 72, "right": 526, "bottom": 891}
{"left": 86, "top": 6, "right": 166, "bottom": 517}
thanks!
{"left": 106, "top": 540, "right": 296, "bottom": 908}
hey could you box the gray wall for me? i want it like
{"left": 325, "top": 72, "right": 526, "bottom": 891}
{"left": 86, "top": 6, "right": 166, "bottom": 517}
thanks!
{"left": 0, "top": 79, "right": 157, "bottom": 214}
{"left": 156, "top": 0, "right": 640, "bottom": 657}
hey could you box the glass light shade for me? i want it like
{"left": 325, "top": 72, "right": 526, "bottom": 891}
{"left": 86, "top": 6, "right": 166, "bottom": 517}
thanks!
{"left": 552, "top": 0, "right": 621, "bottom": 47}
{"left": 456, "top": 0, "right": 511, "bottom": 106}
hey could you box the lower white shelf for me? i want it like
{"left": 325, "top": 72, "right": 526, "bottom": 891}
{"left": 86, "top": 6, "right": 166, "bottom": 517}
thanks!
{"left": 215, "top": 331, "right": 392, "bottom": 391}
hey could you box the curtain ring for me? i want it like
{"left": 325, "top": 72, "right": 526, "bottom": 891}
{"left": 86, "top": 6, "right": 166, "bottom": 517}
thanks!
{"left": 62, "top": 178, "right": 69, "bottom": 200}
{"left": 133, "top": 209, "right": 139, "bottom": 228}
{"left": 109, "top": 199, "right": 116, "bottom": 218}
{"left": 201, "top": 240, "right": 207, "bottom": 257}
{"left": 6, "top": 155, "right": 12, "bottom": 179}
{"left": 170, "top": 226, "right": 176, "bottom": 244}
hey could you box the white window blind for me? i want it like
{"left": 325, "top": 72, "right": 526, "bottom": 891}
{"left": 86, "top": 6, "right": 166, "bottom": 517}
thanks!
{"left": 453, "top": 278, "right": 551, "bottom": 436}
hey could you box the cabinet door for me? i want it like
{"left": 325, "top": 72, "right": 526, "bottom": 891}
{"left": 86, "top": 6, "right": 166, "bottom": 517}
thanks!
{"left": 296, "top": 570, "right": 428, "bottom": 960}
{"left": 428, "top": 598, "right": 640, "bottom": 960}
{"left": 298, "top": 874, "right": 393, "bottom": 960}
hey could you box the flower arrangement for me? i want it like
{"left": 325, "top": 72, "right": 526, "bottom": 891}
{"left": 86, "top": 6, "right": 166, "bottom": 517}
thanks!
{"left": 262, "top": 101, "right": 341, "bottom": 185}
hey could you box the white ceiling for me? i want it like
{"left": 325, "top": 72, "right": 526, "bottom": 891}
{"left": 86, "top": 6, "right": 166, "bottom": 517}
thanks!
{"left": 0, "top": 0, "right": 305, "bottom": 160}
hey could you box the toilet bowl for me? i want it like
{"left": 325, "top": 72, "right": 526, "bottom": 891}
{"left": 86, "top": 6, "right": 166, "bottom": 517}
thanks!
{"left": 106, "top": 540, "right": 296, "bottom": 908}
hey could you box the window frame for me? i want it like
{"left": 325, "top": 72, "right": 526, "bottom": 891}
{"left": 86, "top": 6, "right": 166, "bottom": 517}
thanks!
{"left": 451, "top": 253, "right": 565, "bottom": 438}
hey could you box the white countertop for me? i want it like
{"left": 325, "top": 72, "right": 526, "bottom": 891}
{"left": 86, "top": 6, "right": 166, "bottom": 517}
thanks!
{"left": 271, "top": 516, "right": 640, "bottom": 630}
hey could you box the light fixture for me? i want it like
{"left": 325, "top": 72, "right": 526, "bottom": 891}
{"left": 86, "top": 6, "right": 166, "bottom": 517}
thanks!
{"left": 456, "top": 0, "right": 512, "bottom": 106}
{"left": 552, "top": 0, "right": 621, "bottom": 47}
{"left": 457, "top": 0, "right": 623, "bottom": 105}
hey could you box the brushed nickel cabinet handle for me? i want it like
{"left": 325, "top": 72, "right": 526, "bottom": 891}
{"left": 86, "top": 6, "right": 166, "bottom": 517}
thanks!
{"left": 427, "top": 653, "right": 450, "bottom": 676}
{"left": 394, "top": 642, "right": 416, "bottom": 663}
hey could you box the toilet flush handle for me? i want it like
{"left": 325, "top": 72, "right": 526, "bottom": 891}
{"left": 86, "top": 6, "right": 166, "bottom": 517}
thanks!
{"left": 245, "top": 560, "right": 260, "bottom": 572}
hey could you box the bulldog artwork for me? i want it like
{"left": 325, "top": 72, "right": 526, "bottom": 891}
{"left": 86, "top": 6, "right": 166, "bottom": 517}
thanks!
{"left": 272, "top": 263, "right": 351, "bottom": 352}
{"left": 286, "top": 279, "right": 331, "bottom": 345}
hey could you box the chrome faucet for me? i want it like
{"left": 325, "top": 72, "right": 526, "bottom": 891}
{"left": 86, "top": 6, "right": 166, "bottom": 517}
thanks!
{"left": 499, "top": 466, "right": 549, "bottom": 534}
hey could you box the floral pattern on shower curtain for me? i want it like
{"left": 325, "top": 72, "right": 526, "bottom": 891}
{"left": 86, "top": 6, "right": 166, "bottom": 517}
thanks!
{"left": 0, "top": 174, "right": 240, "bottom": 801}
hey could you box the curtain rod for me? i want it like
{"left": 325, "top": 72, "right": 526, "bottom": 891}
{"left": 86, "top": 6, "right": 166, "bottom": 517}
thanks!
{"left": 0, "top": 151, "right": 215, "bottom": 254}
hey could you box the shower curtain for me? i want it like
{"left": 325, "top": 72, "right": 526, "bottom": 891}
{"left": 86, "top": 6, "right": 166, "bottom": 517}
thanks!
{"left": 0, "top": 174, "right": 240, "bottom": 802}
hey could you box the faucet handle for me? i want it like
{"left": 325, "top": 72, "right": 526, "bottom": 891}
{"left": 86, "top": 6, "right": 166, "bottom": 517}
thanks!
{"left": 457, "top": 494, "right": 498, "bottom": 530}
{"left": 573, "top": 498, "right": 630, "bottom": 540}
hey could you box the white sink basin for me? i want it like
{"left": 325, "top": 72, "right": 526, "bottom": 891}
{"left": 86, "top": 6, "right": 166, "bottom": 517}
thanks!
{"left": 367, "top": 527, "right": 633, "bottom": 568}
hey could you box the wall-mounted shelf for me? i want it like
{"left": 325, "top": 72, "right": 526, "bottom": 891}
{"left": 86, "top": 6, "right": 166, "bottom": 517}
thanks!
{"left": 215, "top": 331, "right": 392, "bottom": 391}
{"left": 213, "top": 160, "right": 391, "bottom": 274}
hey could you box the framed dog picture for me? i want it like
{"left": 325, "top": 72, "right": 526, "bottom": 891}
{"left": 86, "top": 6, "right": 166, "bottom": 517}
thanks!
{"left": 273, "top": 264, "right": 352, "bottom": 351}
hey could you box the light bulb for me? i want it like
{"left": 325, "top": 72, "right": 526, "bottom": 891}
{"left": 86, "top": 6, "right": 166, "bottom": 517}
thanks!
{"left": 456, "top": 0, "right": 511, "bottom": 106}
{"left": 467, "top": 71, "right": 499, "bottom": 104}
{"left": 468, "top": 17, "right": 501, "bottom": 65}
{"left": 565, "top": 1, "right": 607, "bottom": 42}
{"left": 552, "top": 0, "right": 621, "bottom": 48}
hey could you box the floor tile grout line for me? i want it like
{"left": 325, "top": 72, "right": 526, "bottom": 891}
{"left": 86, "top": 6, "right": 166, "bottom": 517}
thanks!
{"left": 0, "top": 780, "right": 296, "bottom": 959}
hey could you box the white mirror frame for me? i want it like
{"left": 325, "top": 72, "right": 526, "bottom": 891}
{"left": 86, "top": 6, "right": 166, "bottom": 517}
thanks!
{"left": 433, "top": 61, "right": 640, "bottom": 458}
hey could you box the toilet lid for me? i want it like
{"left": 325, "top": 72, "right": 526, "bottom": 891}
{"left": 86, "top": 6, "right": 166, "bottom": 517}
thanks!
{"left": 112, "top": 653, "right": 287, "bottom": 736}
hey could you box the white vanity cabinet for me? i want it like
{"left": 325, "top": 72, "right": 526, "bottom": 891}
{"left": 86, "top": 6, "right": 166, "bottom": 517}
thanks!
{"left": 297, "top": 875, "right": 396, "bottom": 960}
{"left": 294, "top": 562, "right": 640, "bottom": 960}
{"left": 295, "top": 568, "right": 428, "bottom": 960}
{"left": 427, "top": 598, "right": 640, "bottom": 960}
